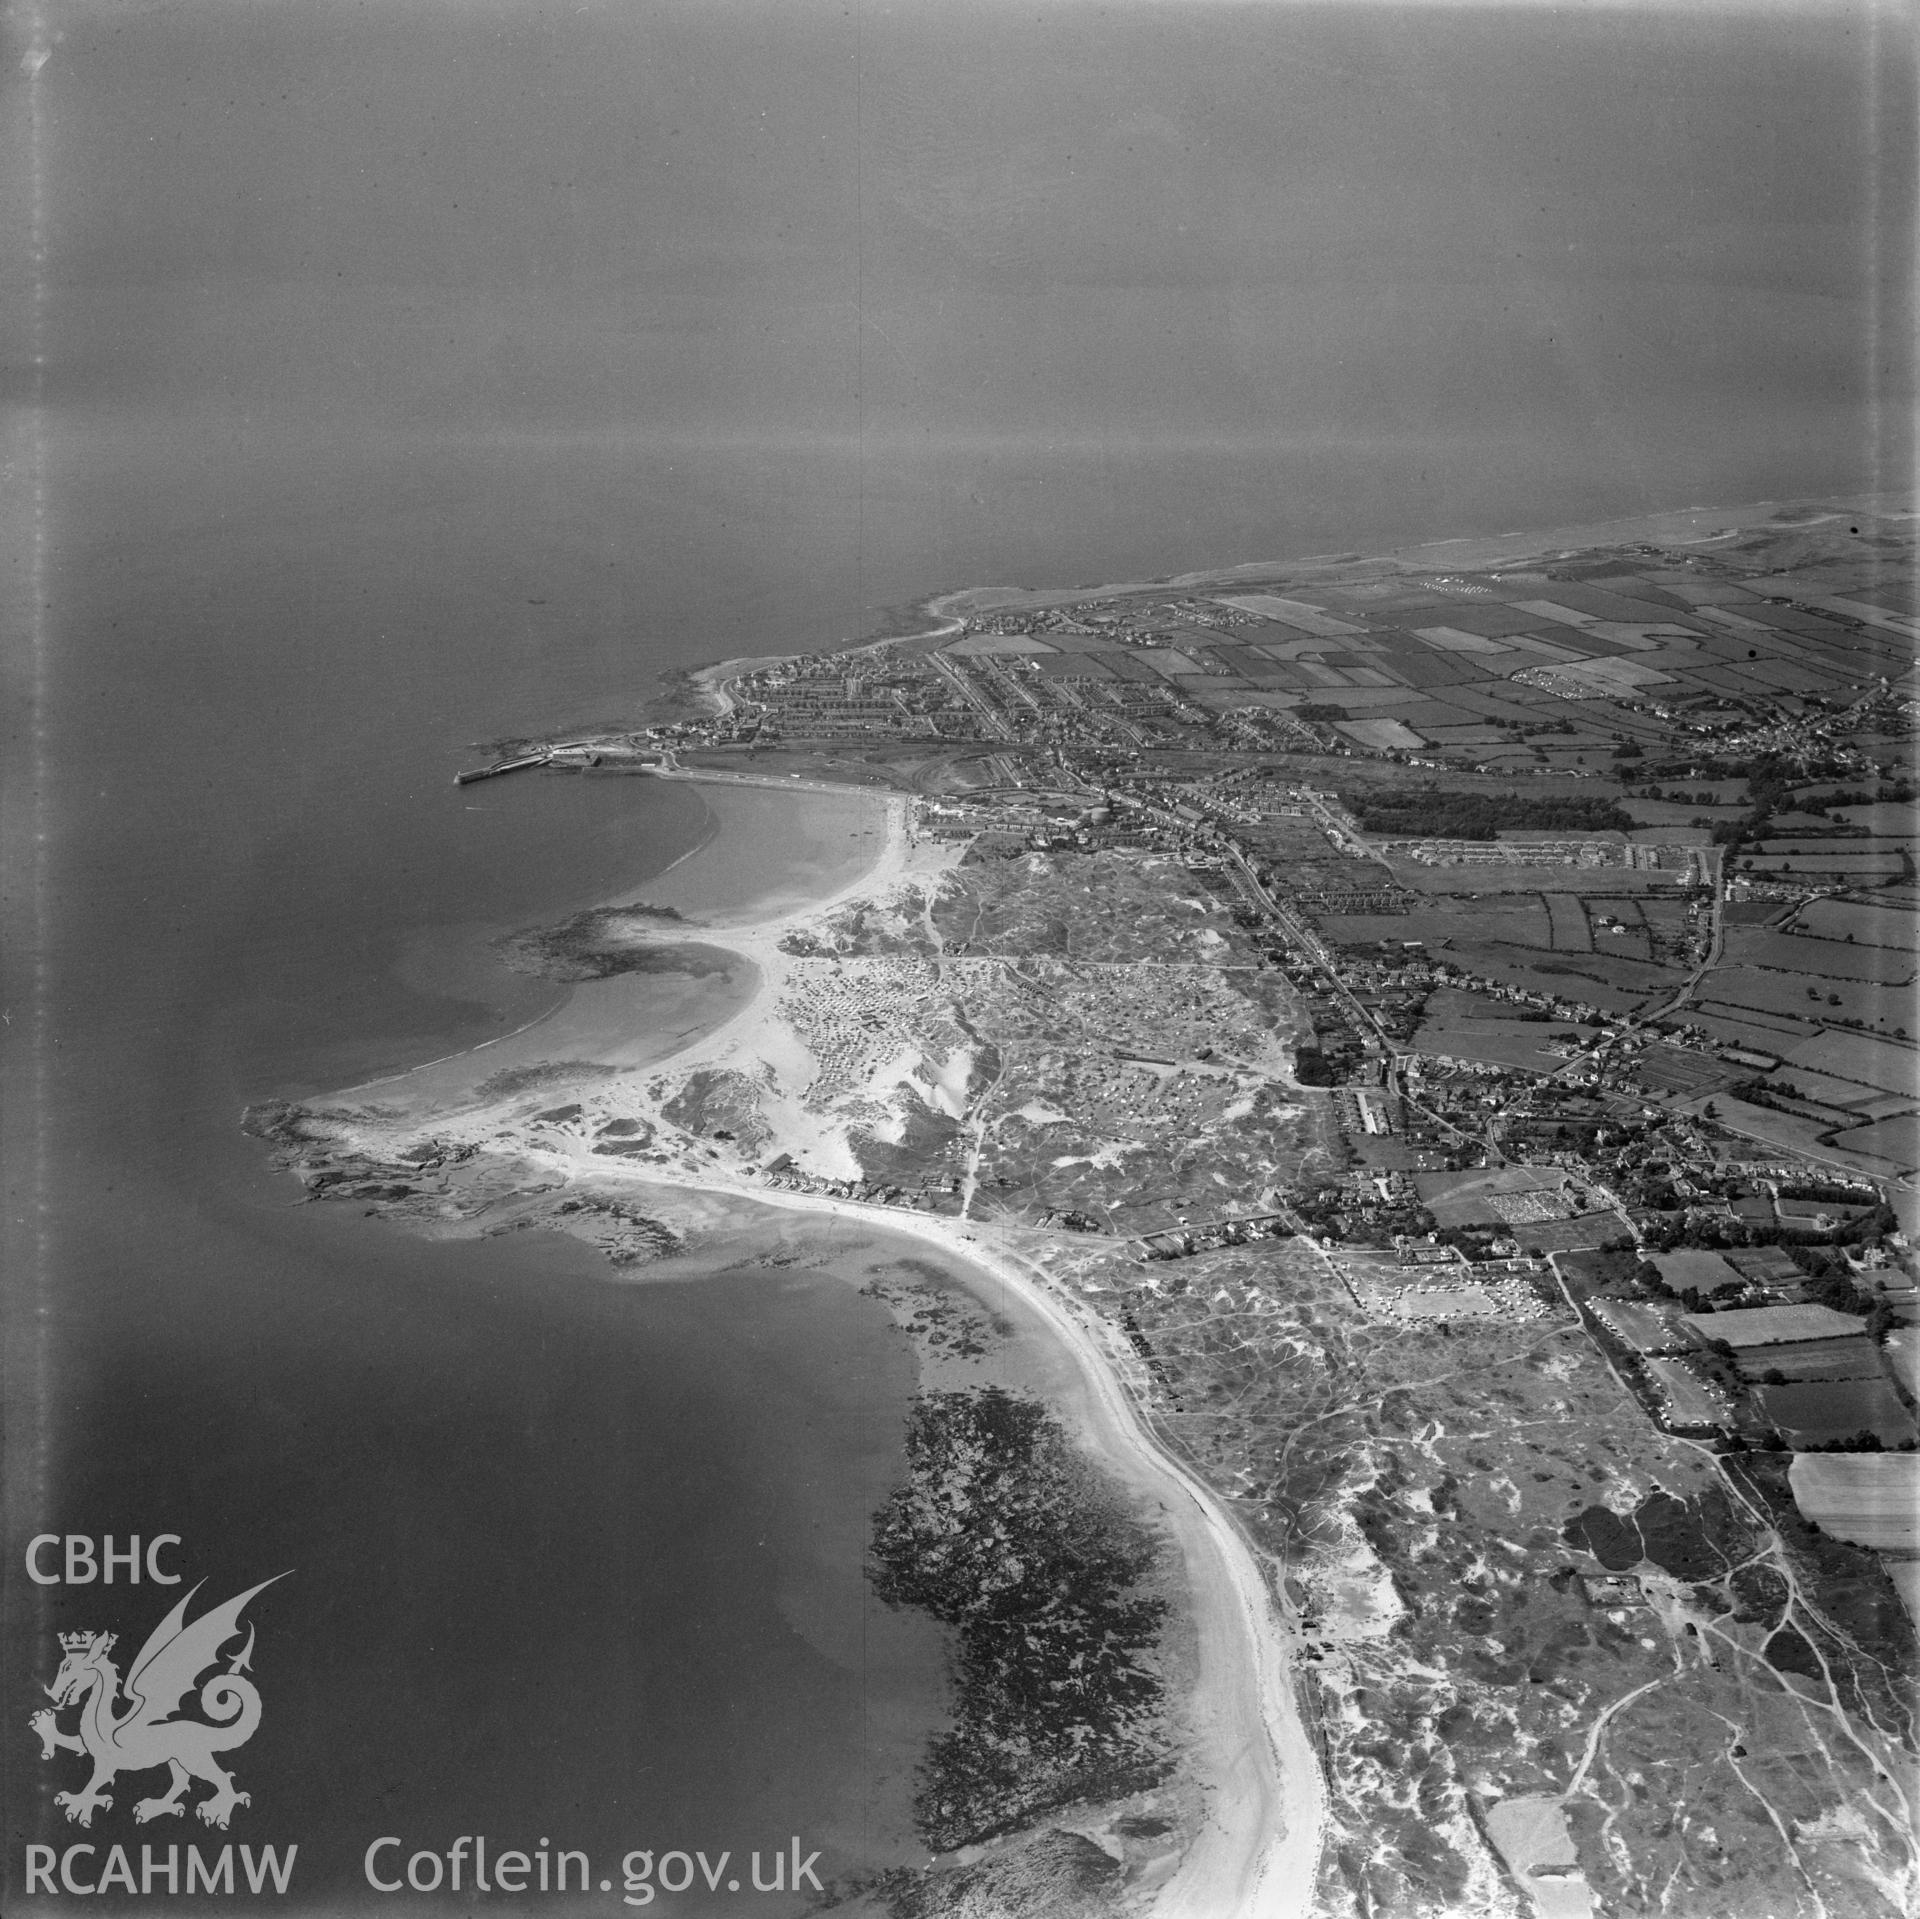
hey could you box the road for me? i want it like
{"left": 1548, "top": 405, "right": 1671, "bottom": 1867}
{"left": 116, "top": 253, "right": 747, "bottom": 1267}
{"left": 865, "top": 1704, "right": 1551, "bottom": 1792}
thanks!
{"left": 1695, "top": 1109, "right": 1918, "bottom": 1199}
{"left": 650, "top": 759, "right": 898, "bottom": 801}
{"left": 1640, "top": 845, "right": 1726, "bottom": 1024}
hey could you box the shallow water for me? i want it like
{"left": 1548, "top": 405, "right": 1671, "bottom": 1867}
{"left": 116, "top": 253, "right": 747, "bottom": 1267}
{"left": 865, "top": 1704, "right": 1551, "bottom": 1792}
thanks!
{"left": 630, "top": 783, "right": 894, "bottom": 927}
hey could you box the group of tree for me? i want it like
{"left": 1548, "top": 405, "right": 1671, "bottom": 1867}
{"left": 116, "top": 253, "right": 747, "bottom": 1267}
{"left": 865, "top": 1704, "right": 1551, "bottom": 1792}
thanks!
{"left": 1345, "top": 788, "right": 1636, "bottom": 841}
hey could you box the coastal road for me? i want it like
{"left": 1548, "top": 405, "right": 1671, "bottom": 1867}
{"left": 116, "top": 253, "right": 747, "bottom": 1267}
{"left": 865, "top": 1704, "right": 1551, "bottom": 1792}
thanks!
{"left": 1640, "top": 845, "right": 1726, "bottom": 1024}
{"left": 652, "top": 762, "right": 895, "bottom": 801}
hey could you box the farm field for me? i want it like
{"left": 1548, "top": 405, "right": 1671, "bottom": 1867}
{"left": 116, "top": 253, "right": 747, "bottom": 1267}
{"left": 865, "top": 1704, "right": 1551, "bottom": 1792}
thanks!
{"left": 1409, "top": 1016, "right": 1581, "bottom": 1073}
{"left": 1638, "top": 894, "right": 1700, "bottom": 934}
{"left": 1315, "top": 912, "right": 1452, "bottom": 945}
{"left": 1708, "top": 970, "right": 1913, "bottom": 1033}
{"left": 1459, "top": 949, "right": 1669, "bottom": 1014}
{"left": 1755, "top": 1376, "right": 1918, "bottom": 1449}
{"left": 1741, "top": 858, "right": 1908, "bottom": 886}
{"left": 1723, "top": 929, "right": 1917, "bottom": 984}
{"left": 1530, "top": 948, "right": 1675, "bottom": 990}
{"left": 1543, "top": 890, "right": 1591, "bottom": 951}
{"left": 1793, "top": 897, "right": 1918, "bottom": 948}
{"left": 1411, "top": 1165, "right": 1574, "bottom": 1227}
{"left": 1689, "top": 1005, "right": 1812, "bottom": 1048}
{"left": 1368, "top": 897, "right": 1554, "bottom": 945}
{"left": 1774, "top": 1064, "right": 1904, "bottom": 1109}
{"left": 1619, "top": 798, "right": 1720, "bottom": 826}
{"left": 1752, "top": 839, "right": 1908, "bottom": 861}
{"left": 1731, "top": 1336, "right": 1885, "bottom": 1384}
{"left": 1885, "top": 1330, "right": 1920, "bottom": 1396}
{"left": 1834, "top": 803, "right": 1917, "bottom": 836}
{"left": 1780, "top": 1031, "right": 1920, "bottom": 1099}
{"left": 1336, "top": 717, "right": 1425, "bottom": 750}
{"left": 1787, "top": 1455, "right": 1920, "bottom": 1549}
{"left": 1420, "top": 985, "right": 1551, "bottom": 1025}
{"left": 1699, "top": 1095, "right": 1853, "bottom": 1162}
{"left": 1825, "top": 1115, "right": 1920, "bottom": 1174}
{"left": 1586, "top": 916, "right": 1652, "bottom": 961}
{"left": 1653, "top": 1249, "right": 1746, "bottom": 1293}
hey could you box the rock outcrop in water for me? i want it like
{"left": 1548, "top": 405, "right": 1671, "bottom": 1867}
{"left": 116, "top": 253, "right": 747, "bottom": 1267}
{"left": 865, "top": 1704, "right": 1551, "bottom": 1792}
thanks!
{"left": 869, "top": 1387, "right": 1172, "bottom": 1853}
{"left": 493, "top": 904, "right": 729, "bottom": 983}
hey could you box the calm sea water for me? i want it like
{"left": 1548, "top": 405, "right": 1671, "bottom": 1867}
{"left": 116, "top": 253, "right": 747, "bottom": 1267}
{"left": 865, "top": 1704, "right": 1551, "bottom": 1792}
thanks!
{"left": 9, "top": 3, "right": 1905, "bottom": 1907}
{"left": 7, "top": 449, "right": 961, "bottom": 1904}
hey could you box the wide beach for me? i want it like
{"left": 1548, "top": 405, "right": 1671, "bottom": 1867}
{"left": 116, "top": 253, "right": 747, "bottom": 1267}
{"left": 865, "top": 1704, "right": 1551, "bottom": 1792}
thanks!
{"left": 334, "top": 778, "right": 893, "bottom": 1117}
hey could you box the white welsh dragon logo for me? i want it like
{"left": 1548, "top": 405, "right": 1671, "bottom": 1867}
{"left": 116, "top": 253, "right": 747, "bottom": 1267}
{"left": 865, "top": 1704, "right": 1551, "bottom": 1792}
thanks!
{"left": 29, "top": 1575, "right": 286, "bottom": 1830}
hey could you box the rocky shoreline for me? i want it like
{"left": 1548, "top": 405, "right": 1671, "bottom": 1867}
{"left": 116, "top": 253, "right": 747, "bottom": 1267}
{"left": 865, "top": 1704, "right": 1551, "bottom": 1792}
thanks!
{"left": 869, "top": 1387, "right": 1176, "bottom": 1853}
{"left": 241, "top": 1099, "right": 687, "bottom": 1266}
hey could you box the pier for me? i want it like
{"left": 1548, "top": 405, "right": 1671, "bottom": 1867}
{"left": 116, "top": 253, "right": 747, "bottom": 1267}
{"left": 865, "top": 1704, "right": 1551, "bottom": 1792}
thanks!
{"left": 453, "top": 753, "right": 549, "bottom": 786}
{"left": 454, "top": 739, "right": 661, "bottom": 784}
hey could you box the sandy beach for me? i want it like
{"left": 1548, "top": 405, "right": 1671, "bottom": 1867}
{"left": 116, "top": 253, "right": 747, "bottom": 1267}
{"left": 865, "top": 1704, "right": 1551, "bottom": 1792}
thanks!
{"left": 334, "top": 779, "right": 895, "bottom": 1116}
{"left": 298, "top": 775, "right": 1322, "bottom": 1916}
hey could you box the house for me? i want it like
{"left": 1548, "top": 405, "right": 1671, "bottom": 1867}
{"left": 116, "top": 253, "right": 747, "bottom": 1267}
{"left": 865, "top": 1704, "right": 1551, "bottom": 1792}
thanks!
{"left": 1579, "top": 1574, "right": 1645, "bottom": 1608}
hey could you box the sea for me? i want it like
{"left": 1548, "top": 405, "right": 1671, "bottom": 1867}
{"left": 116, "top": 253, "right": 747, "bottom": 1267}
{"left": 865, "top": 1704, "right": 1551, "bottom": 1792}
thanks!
{"left": 6, "top": 3, "right": 1904, "bottom": 1909}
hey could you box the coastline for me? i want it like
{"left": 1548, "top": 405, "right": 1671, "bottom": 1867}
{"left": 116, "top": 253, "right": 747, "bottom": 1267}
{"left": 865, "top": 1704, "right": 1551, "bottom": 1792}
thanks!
{"left": 262, "top": 772, "right": 1320, "bottom": 1915}
{"left": 669, "top": 489, "right": 1901, "bottom": 721}
{"left": 687, "top": 596, "right": 970, "bottom": 713}
{"left": 266, "top": 485, "right": 1899, "bottom": 1914}
{"left": 898, "top": 487, "right": 1909, "bottom": 624}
